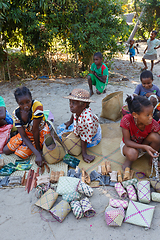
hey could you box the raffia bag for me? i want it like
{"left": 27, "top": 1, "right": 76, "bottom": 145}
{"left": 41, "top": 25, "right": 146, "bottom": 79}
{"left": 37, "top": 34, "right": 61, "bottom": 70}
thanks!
{"left": 43, "top": 133, "right": 66, "bottom": 164}
{"left": 61, "top": 131, "right": 81, "bottom": 156}
{"left": 100, "top": 91, "right": 123, "bottom": 121}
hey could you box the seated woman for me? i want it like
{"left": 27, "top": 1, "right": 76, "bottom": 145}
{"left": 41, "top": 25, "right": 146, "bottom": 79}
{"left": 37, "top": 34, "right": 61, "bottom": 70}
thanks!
{"left": 0, "top": 96, "right": 13, "bottom": 153}
{"left": 57, "top": 88, "right": 102, "bottom": 163}
{"left": 3, "top": 86, "right": 50, "bottom": 167}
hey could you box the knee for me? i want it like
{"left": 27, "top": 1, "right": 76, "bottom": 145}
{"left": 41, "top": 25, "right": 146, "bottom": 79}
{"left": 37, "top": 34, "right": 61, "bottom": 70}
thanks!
{"left": 126, "top": 148, "right": 139, "bottom": 161}
{"left": 148, "top": 132, "right": 160, "bottom": 144}
{"left": 88, "top": 75, "right": 91, "bottom": 81}
{"left": 3, "top": 145, "right": 10, "bottom": 155}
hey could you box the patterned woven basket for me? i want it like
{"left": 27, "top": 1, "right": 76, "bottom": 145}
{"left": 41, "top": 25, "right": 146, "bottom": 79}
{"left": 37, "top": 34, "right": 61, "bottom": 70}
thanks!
{"left": 62, "top": 131, "right": 81, "bottom": 156}
{"left": 43, "top": 134, "right": 66, "bottom": 164}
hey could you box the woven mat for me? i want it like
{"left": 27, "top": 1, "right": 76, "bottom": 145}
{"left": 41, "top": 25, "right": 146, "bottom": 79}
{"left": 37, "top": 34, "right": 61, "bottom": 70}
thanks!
{"left": 77, "top": 123, "right": 151, "bottom": 178}
{"left": 0, "top": 153, "right": 68, "bottom": 179}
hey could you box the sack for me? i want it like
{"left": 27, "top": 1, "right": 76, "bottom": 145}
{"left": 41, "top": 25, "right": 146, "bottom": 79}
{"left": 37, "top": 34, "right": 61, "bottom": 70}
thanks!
{"left": 124, "top": 200, "right": 155, "bottom": 228}
{"left": 35, "top": 189, "right": 58, "bottom": 210}
{"left": 62, "top": 192, "right": 81, "bottom": 203}
{"left": 126, "top": 185, "right": 137, "bottom": 201}
{"left": 70, "top": 201, "right": 84, "bottom": 219}
{"left": 0, "top": 124, "right": 13, "bottom": 153}
{"left": 151, "top": 192, "right": 160, "bottom": 202}
{"left": 43, "top": 133, "right": 66, "bottom": 164}
{"left": 56, "top": 176, "right": 80, "bottom": 195}
{"left": 80, "top": 197, "right": 96, "bottom": 218}
{"left": 105, "top": 206, "right": 125, "bottom": 227}
{"left": 137, "top": 180, "right": 150, "bottom": 203}
{"left": 100, "top": 91, "right": 123, "bottom": 121}
{"left": 114, "top": 182, "right": 127, "bottom": 199}
{"left": 49, "top": 200, "right": 71, "bottom": 223}
{"left": 61, "top": 131, "right": 81, "bottom": 156}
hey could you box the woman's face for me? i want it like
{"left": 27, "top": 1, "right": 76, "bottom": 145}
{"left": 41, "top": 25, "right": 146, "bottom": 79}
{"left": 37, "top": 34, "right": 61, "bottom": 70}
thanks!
{"left": 17, "top": 94, "right": 32, "bottom": 112}
{"left": 69, "top": 100, "right": 86, "bottom": 116}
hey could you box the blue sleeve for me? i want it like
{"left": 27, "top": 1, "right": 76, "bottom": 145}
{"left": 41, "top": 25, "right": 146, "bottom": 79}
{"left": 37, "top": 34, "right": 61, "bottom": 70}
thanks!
{"left": 155, "top": 86, "right": 160, "bottom": 97}
{"left": 134, "top": 84, "right": 141, "bottom": 95}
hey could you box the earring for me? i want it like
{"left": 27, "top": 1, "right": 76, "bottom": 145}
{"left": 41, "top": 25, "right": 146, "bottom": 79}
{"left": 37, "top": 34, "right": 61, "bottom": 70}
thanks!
{"left": 134, "top": 118, "right": 137, "bottom": 125}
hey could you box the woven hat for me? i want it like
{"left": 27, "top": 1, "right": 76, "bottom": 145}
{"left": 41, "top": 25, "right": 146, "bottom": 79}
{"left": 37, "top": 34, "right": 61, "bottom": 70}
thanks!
{"left": 63, "top": 89, "right": 95, "bottom": 103}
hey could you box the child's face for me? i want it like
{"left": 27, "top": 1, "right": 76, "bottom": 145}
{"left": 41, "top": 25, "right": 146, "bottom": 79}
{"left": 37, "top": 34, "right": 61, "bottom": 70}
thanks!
{"left": 130, "top": 40, "right": 134, "bottom": 45}
{"left": 17, "top": 94, "right": 32, "bottom": 112}
{"left": 141, "top": 77, "right": 153, "bottom": 89}
{"left": 150, "top": 31, "right": 156, "bottom": 40}
{"left": 93, "top": 56, "right": 102, "bottom": 66}
{"left": 135, "top": 105, "right": 153, "bottom": 126}
{"left": 69, "top": 100, "right": 86, "bottom": 115}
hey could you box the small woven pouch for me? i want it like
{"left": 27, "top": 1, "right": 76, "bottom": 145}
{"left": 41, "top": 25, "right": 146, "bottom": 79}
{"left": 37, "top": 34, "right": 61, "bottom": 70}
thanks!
{"left": 122, "top": 178, "right": 138, "bottom": 189}
{"left": 124, "top": 200, "right": 155, "bottom": 228}
{"left": 109, "top": 198, "right": 128, "bottom": 209}
{"left": 62, "top": 192, "right": 81, "bottom": 203}
{"left": 62, "top": 131, "right": 81, "bottom": 156}
{"left": 80, "top": 197, "right": 96, "bottom": 218}
{"left": 151, "top": 192, "right": 160, "bottom": 202}
{"left": 137, "top": 180, "right": 150, "bottom": 203}
{"left": 115, "top": 182, "right": 127, "bottom": 199}
{"left": 105, "top": 205, "right": 125, "bottom": 227}
{"left": 70, "top": 200, "right": 84, "bottom": 219}
{"left": 126, "top": 185, "right": 137, "bottom": 201}
{"left": 150, "top": 179, "right": 160, "bottom": 193}
{"left": 35, "top": 189, "right": 58, "bottom": 210}
{"left": 77, "top": 181, "right": 93, "bottom": 197}
{"left": 49, "top": 200, "right": 71, "bottom": 223}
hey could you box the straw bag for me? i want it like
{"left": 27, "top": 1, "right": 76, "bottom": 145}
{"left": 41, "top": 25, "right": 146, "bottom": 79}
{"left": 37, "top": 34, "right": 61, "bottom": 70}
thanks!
{"left": 100, "top": 91, "right": 123, "bottom": 121}
{"left": 43, "top": 133, "right": 66, "bottom": 164}
{"left": 61, "top": 131, "right": 81, "bottom": 156}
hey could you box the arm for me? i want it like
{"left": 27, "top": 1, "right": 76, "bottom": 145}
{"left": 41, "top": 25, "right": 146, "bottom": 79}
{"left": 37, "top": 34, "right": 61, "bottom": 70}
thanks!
{"left": 18, "top": 123, "right": 43, "bottom": 167}
{"left": 144, "top": 46, "right": 148, "bottom": 54}
{"left": 154, "top": 45, "right": 160, "bottom": 50}
{"left": 93, "top": 71, "right": 107, "bottom": 83}
{"left": 122, "top": 128, "right": 158, "bottom": 157}
{"left": 0, "top": 106, "right": 7, "bottom": 126}
{"left": 134, "top": 46, "right": 139, "bottom": 54}
{"left": 65, "top": 114, "right": 73, "bottom": 129}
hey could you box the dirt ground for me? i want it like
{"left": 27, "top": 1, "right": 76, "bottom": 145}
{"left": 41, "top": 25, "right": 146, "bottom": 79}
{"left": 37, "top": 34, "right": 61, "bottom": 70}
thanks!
{"left": 1, "top": 43, "right": 160, "bottom": 240}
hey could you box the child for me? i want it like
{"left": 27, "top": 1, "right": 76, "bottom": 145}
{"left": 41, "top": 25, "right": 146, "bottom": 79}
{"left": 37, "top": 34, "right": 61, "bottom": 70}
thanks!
{"left": 127, "top": 39, "right": 139, "bottom": 63}
{"left": 3, "top": 86, "right": 50, "bottom": 167}
{"left": 57, "top": 88, "right": 102, "bottom": 163}
{"left": 0, "top": 96, "right": 13, "bottom": 126}
{"left": 0, "top": 96, "right": 13, "bottom": 153}
{"left": 88, "top": 52, "right": 109, "bottom": 96}
{"left": 120, "top": 95, "right": 160, "bottom": 170}
{"left": 134, "top": 70, "right": 160, "bottom": 101}
{"left": 142, "top": 30, "right": 160, "bottom": 72}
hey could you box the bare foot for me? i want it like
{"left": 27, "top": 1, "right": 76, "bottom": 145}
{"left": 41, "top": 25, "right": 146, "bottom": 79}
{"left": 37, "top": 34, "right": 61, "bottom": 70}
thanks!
{"left": 122, "top": 159, "right": 132, "bottom": 171}
{"left": 90, "top": 90, "right": 94, "bottom": 96}
{"left": 155, "top": 60, "right": 160, "bottom": 65}
{"left": 83, "top": 153, "right": 95, "bottom": 163}
{"left": 96, "top": 89, "right": 101, "bottom": 95}
{"left": 141, "top": 67, "right": 148, "bottom": 71}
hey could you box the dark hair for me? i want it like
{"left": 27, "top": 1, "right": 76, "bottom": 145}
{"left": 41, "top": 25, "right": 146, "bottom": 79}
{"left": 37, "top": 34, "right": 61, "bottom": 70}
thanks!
{"left": 140, "top": 70, "right": 153, "bottom": 81}
{"left": 152, "top": 30, "right": 158, "bottom": 36}
{"left": 126, "top": 95, "right": 152, "bottom": 114}
{"left": 94, "top": 52, "right": 103, "bottom": 59}
{"left": 14, "top": 86, "right": 32, "bottom": 102}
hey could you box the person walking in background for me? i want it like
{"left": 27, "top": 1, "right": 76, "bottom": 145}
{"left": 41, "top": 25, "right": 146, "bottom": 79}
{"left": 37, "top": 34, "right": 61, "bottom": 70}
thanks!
{"left": 142, "top": 30, "right": 160, "bottom": 72}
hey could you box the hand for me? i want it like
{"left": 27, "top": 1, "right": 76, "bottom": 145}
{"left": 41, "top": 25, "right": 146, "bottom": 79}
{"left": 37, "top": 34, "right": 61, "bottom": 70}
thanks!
{"left": 35, "top": 153, "right": 43, "bottom": 167}
{"left": 64, "top": 121, "right": 71, "bottom": 129}
{"left": 143, "top": 145, "right": 159, "bottom": 158}
{"left": 137, "top": 51, "right": 139, "bottom": 54}
{"left": 146, "top": 92, "right": 155, "bottom": 98}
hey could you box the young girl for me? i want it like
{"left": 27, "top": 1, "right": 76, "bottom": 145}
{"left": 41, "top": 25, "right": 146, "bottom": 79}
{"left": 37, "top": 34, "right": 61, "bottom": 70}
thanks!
{"left": 57, "top": 88, "right": 102, "bottom": 163}
{"left": 142, "top": 30, "right": 160, "bottom": 72}
{"left": 3, "top": 86, "right": 50, "bottom": 167}
{"left": 120, "top": 95, "right": 160, "bottom": 170}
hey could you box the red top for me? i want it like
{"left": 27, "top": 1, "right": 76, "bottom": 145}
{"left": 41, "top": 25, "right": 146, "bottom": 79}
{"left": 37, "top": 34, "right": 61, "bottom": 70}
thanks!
{"left": 120, "top": 114, "right": 160, "bottom": 143}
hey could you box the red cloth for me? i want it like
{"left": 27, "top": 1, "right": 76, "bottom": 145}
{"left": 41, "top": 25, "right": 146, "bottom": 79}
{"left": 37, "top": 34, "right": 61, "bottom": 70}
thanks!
{"left": 120, "top": 114, "right": 160, "bottom": 143}
{"left": 0, "top": 124, "right": 13, "bottom": 153}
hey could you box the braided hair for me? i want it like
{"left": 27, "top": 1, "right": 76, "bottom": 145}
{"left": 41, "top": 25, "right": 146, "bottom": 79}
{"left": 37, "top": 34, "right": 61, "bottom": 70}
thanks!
{"left": 126, "top": 95, "right": 152, "bottom": 114}
{"left": 14, "top": 86, "right": 32, "bottom": 103}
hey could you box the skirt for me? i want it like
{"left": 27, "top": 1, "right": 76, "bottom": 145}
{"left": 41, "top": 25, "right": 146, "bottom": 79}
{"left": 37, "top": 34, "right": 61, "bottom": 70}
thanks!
{"left": 143, "top": 53, "right": 157, "bottom": 60}
{"left": 57, "top": 123, "right": 102, "bottom": 148}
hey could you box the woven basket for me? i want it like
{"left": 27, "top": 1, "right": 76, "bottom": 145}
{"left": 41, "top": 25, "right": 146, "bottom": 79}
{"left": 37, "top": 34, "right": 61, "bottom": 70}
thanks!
{"left": 43, "top": 133, "right": 66, "bottom": 164}
{"left": 61, "top": 131, "right": 81, "bottom": 156}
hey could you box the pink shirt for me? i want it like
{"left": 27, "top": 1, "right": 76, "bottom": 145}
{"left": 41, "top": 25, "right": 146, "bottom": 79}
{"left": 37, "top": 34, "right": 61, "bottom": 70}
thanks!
{"left": 120, "top": 114, "right": 160, "bottom": 143}
{"left": 73, "top": 107, "right": 99, "bottom": 143}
